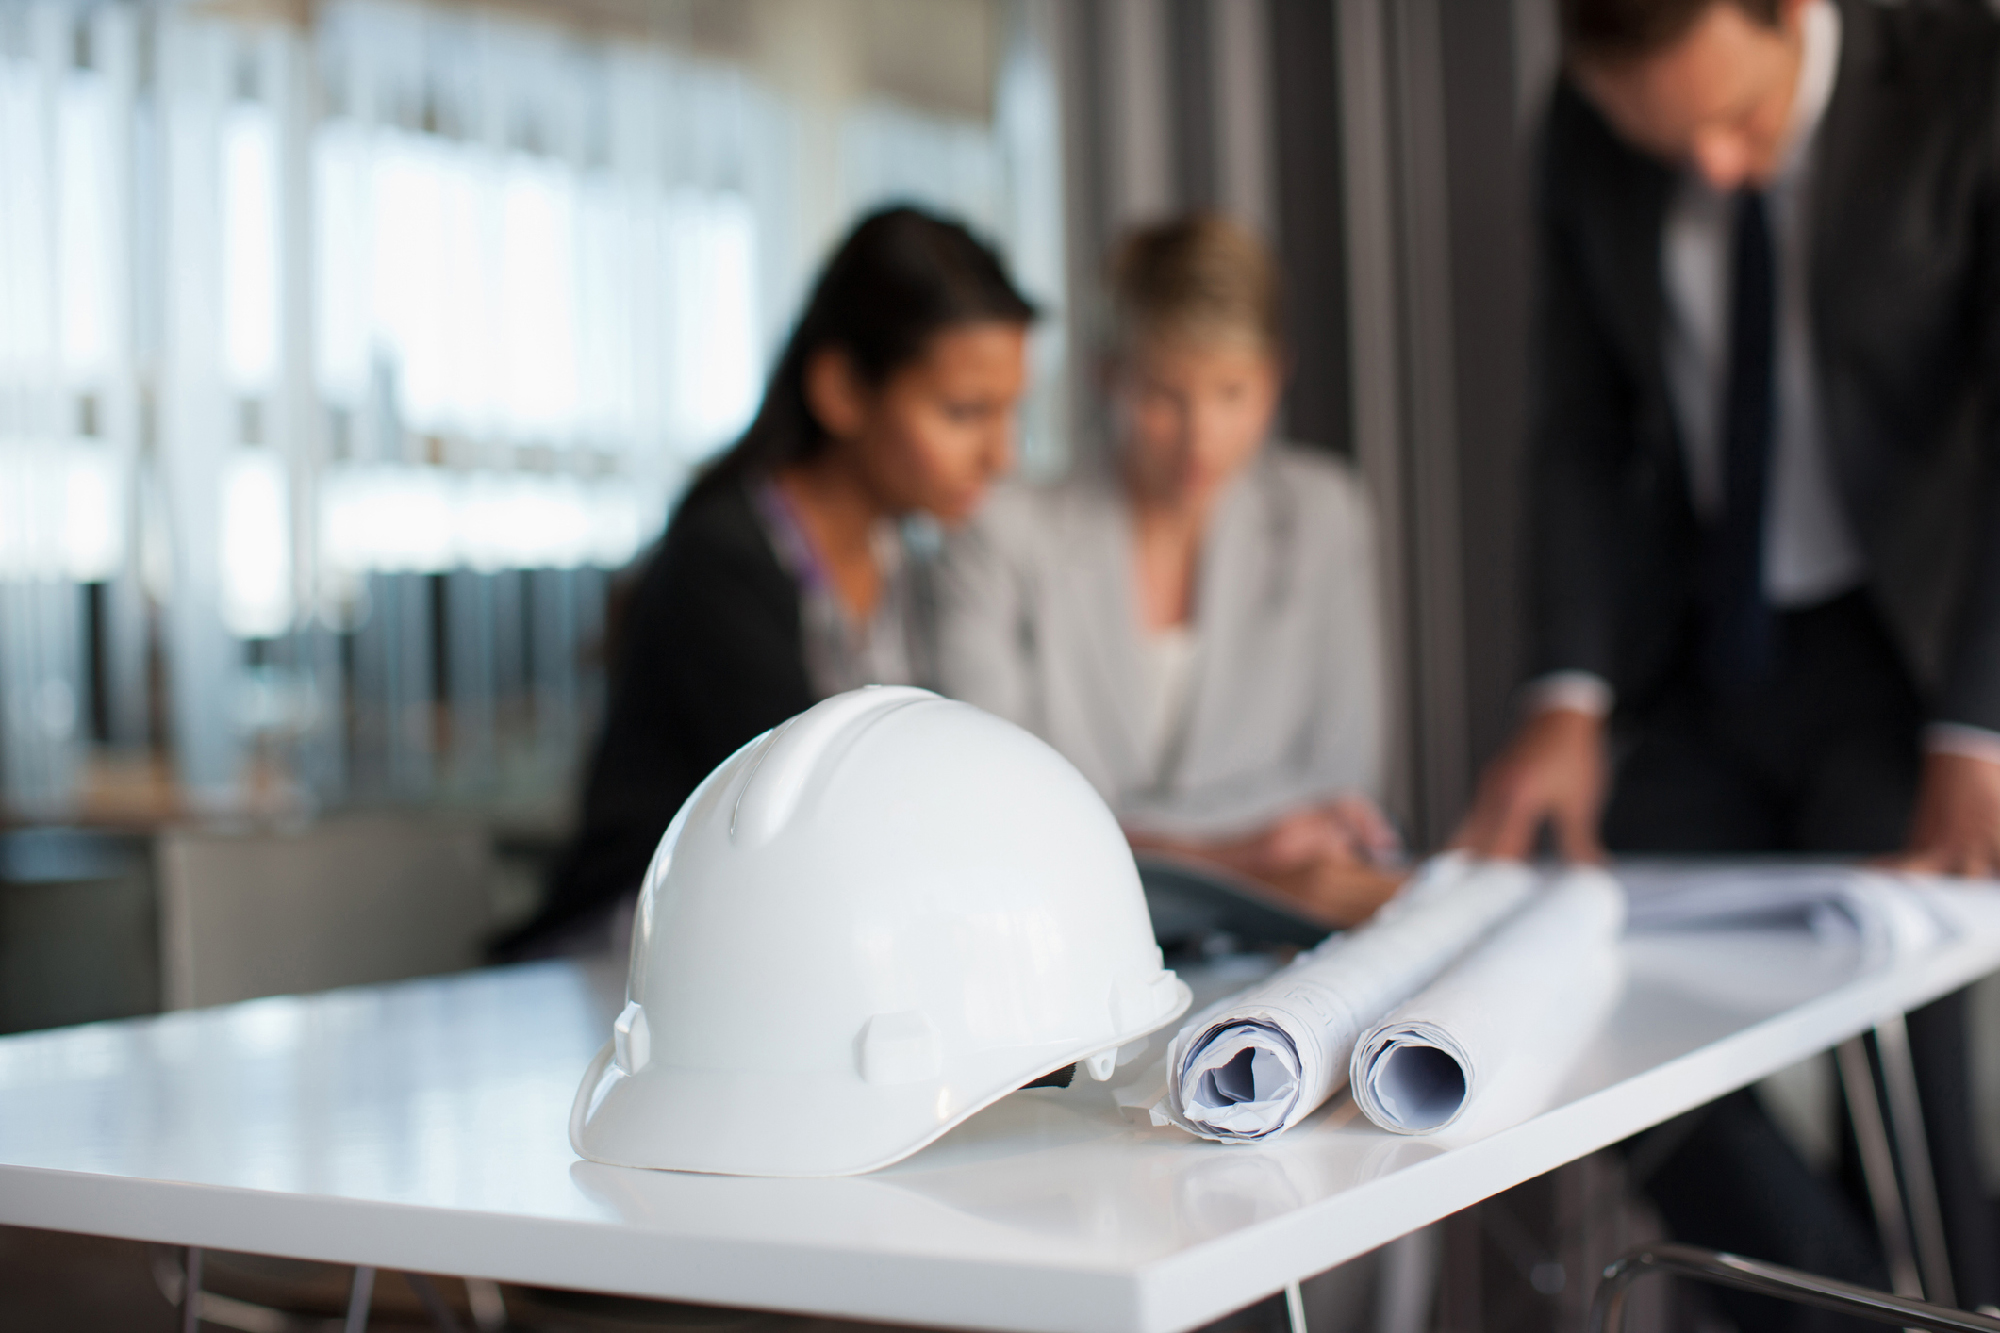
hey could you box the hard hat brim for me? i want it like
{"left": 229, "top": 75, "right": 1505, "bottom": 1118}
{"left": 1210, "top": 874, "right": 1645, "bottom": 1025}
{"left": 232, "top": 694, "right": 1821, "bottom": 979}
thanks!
{"left": 571, "top": 975, "right": 1192, "bottom": 1178}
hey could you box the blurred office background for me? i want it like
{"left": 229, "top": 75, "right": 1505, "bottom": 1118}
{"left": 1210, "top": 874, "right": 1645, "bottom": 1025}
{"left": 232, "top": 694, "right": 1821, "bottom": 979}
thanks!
{"left": 0, "top": 0, "right": 1064, "bottom": 828}
{"left": 0, "top": 0, "right": 1074, "bottom": 1028}
{"left": 16, "top": 3, "right": 2000, "bottom": 1328}
{"left": 0, "top": 0, "right": 1555, "bottom": 1031}
{"left": 0, "top": 0, "right": 1548, "bottom": 857}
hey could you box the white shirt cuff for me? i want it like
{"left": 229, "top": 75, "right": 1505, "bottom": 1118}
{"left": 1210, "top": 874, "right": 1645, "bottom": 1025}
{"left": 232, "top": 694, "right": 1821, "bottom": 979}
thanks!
{"left": 1521, "top": 671, "right": 1614, "bottom": 720}
{"left": 1924, "top": 722, "right": 2000, "bottom": 766}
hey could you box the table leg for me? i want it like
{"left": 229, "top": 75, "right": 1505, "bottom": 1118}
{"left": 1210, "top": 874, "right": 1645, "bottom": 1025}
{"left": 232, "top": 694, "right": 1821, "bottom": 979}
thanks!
{"left": 182, "top": 1246, "right": 202, "bottom": 1333}
{"left": 1837, "top": 1037, "right": 1923, "bottom": 1298}
{"left": 1285, "top": 1279, "right": 1307, "bottom": 1333}
{"left": 1876, "top": 1015, "right": 1957, "bottom": 1308}
{"left": 463, "top": 1278, "right": 506, "bottom": 1331}
{"left": 1376, "top": 1224, "right": 1440, "bottom": 1333}
{"left": 345, "top": 1265, "right": 376, "bottom": 1333}
{"left": 405, "top": 1272, "right": 465, "bottom": 1333}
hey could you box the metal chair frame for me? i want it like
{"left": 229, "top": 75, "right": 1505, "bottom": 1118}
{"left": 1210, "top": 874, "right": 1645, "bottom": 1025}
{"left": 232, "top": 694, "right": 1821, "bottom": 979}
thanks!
{"left": 1588, "top": 1015, "right": 1973, "bottom": 1333}
{"left": 1589, "top": 1242, "right": 2000, "bottom": 1333}
{"left": 168, "top": 1246, "right": 503, "bottom": 1333}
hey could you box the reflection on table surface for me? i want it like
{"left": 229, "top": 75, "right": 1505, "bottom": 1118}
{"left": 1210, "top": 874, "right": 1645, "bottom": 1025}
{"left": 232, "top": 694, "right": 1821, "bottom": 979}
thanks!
{"left": 0, "top": 921, "right": 1890, "bottom": 1272}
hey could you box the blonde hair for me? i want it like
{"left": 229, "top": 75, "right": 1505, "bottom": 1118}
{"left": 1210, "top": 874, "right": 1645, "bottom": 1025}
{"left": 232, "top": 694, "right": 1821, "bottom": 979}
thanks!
{"left": 1109, "top": 212, "right": 1282, "bottom": 354}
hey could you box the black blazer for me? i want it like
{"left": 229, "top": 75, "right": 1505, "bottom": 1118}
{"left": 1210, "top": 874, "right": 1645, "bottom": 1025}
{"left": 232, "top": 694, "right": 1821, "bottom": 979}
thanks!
{"left": 502, "top": 476, "right": 813, "bottom": 950}
{"left": 1530, "top": 0, "right": 2000, "bottom": 729}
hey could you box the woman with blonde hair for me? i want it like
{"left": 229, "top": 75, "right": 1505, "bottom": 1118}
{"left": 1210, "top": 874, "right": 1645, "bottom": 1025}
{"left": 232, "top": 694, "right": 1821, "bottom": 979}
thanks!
{"left": 937, "top": 213, "right": 1399, "bottom": 925}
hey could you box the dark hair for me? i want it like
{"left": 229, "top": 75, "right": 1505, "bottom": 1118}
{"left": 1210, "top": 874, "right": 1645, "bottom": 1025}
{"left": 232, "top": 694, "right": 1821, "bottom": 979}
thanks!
{"left": 1559, "top": 0, "right": 1780, "bottom": 62}
{"left": 688, "top": 205, "right": 1036, "bottom": 500}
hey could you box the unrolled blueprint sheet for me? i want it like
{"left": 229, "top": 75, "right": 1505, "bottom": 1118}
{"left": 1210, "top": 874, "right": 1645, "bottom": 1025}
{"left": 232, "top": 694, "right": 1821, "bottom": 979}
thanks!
{"left": 1620, "top": 862, "right": 1959, "bottom": 963}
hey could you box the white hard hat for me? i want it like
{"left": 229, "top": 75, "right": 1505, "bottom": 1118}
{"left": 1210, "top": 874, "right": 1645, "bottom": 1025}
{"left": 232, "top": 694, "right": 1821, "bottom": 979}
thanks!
{"left": 570, "top": 685, "right": 1192, "bottom": 1177}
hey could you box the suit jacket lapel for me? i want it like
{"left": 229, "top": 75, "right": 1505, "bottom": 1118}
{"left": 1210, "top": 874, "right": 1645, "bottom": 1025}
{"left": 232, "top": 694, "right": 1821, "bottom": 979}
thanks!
{"left": 1809, "top": 0, "right": 1894, "bottom": 515}
{"left": 1602, "top": 152, "right": 1681, "bottom": 476}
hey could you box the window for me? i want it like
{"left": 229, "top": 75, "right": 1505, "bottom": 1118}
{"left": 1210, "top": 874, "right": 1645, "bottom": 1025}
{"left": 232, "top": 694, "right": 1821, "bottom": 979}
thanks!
{"left": 0, "top": 0, "right": 1063, "bottom": 817}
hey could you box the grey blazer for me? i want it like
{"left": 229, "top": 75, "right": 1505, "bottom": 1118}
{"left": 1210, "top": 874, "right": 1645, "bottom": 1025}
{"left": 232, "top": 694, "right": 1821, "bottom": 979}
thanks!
{"left": 935, "top": 443, "right": 1385, "bottom": 837}
{"left": 1532, "top": 0, "right": 2000, "bottom": 727}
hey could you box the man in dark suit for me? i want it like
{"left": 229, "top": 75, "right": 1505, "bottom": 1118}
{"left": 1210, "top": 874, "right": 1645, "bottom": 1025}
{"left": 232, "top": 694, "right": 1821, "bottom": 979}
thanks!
{"left": 1456, "top": 0, "right": 2000, "bottom": 1318}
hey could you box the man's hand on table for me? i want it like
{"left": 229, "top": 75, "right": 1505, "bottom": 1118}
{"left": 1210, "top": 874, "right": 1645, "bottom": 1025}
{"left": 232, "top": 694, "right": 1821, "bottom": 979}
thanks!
{"left": 1452, "top": 713, "right": 2000, "bottom": 877}
{"left": 1452, "top": 707, "right": 1609, "bottom": 863}
{"left": 1890, "top": 750, "right": 2000, "bottom": 878}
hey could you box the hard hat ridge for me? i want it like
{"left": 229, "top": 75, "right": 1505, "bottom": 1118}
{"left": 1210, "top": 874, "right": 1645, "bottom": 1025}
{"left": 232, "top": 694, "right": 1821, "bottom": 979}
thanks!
{"left": 570, "top": 686, "right": 1191, "bottom": 1177}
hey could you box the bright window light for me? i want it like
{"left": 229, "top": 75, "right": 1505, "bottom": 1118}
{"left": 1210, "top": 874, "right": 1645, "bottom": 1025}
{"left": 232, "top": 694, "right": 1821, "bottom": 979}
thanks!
{"left": 591, "top": 478, "right": 644, "bottom": 568}
{"left": 222, "top": 105, "right": 280, "bottom": 392}
{"left": 0, "top": 444, "right": 117, "bottom": 583}
{"left": 62, "top": 445, "right": 124, "bottom": 582}
{"left": 58, "top": 76, "right": 116, "bottom": 376}
{"left": 459, "top": 472, "right": 599, "bottom": 573}
{"left": 0, "top": 444, "right": 47, "bottom": 579}
{"left": 0, "top": 66, "right": 52, "bottom": 377}
{"left": 221, "top": 451, "right": 293, "bottom": 637}
{"left": 321, "top": 464, "right": 454, "bottom": 574}
{"left": 371, "top": 131, "right": 451, "bottom": 429}
{"left": 314, "top": 122, "right": 370, "bottom": 402}
{"left": 437, "top": 146, "right": 494, "bottom": 433}
{"left": 455, "top": 471, "right": 512, "bottom": 574}
{"left": 665, "top": 189, "right": 759, "bottom": 453}
{"left": 539, "top": 475, "right": 593, "bottom": 569}
{"left": 499, "top": 157, "right": 579, "bottom": 439}
{"left": 377, "top": 466, "right": 456, "bottom": 572}
{"left": 320, "top": 466, "right": 380, "bottom": 575}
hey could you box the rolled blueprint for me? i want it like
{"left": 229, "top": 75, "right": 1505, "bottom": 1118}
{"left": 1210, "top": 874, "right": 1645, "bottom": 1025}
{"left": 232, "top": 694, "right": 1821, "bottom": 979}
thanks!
{"left": 1153, "top": 855, "right": 1537, "bottom": 1143}
{"left": 1349, "top": 867, "right": 1625, "bottom": 1136}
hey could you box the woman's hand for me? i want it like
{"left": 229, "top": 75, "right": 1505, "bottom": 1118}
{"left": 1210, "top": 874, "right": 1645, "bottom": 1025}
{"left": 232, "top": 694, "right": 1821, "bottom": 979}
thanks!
{"left": 1128, "top": 794, "right": 1406, "bottom": 928}
{"left": 1323, "top": 793, "right": 1404, "bottom": 866}
{"left": 1258, "top": 858, "right": 1406, "bottom": 928}
{"left": 1211, "top": 795, "right": 1402, "bottom": 878}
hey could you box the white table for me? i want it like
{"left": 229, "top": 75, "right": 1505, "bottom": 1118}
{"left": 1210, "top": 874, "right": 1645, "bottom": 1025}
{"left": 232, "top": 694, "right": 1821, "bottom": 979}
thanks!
{"left": 6, "top": 894, "right": 2000, "bottom": 1333}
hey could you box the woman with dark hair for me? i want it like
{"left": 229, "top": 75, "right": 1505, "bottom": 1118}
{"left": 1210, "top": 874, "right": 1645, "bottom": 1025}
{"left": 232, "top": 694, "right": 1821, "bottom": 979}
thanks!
{"left": 502, "top": 206, "right": 1036, "bottom": 955}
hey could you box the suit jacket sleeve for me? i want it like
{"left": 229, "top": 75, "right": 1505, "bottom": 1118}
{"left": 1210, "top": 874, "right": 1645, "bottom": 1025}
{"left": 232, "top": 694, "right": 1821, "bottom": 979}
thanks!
{"left": 1527, "top": 87, "right": 1645, "bottom": 688}
{"left": 1936, "top": 114, "right": 2000, "bottom": 733}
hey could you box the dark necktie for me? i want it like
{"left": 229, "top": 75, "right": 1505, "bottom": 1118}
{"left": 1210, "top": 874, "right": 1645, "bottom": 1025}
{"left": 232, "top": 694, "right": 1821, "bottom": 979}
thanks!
{"left": 1702, "top": 188, "right": 1777, "bottom": 695}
